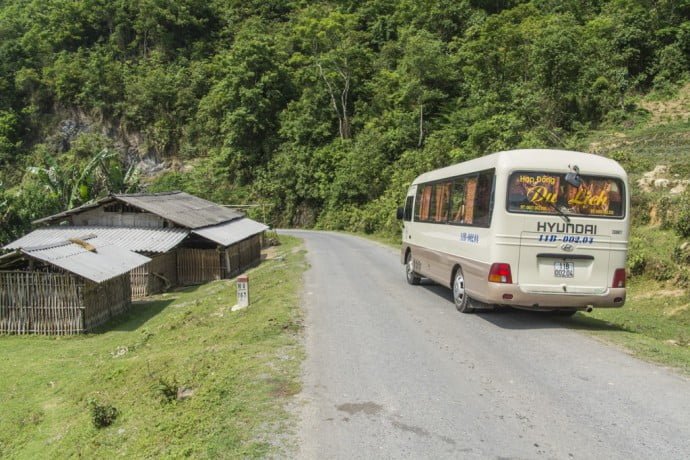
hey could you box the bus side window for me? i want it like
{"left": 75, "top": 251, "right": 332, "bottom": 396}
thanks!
{"left": 415, "top": 185, "right": 433, "bottom": 221}
{"left": 434, "top": 183, "right": 450, "bottom": 223}
{"left": 427, "top": 185, "right": 438, "bottom": 222}
{"left": 473, "top": 172, "right": 494, "bottom": 227}
{"left": 449, "top": 179, "right": 466, "bottom": 224}
{"left": 464, "top": 177, "right": 477, "bottom": 225}
{"left": 404, "top": 196, "right": 413, "bottom": 221}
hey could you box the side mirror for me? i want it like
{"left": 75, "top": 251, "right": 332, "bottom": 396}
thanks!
{"left": 396, "top": 207, "right": 404, "bottom": 220}
{"left": 565, "top": 164, "right": 582, "bottom": 187}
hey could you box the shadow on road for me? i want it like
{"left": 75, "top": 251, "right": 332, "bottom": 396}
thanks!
{"left": 419, "top": 279, "right": 630, "bottom": 333}
{"left": 475, "top": 309, "right": 631, "bottom": 333}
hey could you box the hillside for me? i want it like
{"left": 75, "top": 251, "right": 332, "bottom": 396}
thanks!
{"left": 0, "top": 0, "right": 689, "bottom": 248}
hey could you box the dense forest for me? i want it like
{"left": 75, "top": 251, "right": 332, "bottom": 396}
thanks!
{"left": 1, "top": 0, "right": 689, "bottom": 244}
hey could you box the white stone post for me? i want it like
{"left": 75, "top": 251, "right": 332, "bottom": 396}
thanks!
{"left": 236, "top": 274, "right": 249, "bottom": 309}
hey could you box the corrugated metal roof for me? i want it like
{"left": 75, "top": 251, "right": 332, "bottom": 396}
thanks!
{"left": 5, "top": 227, "right": 188, "bottom": 253}
{"left": 114, "top": 192, "right": 243, "bottom": 229}
{"left": 21, "top": 235, "right": 151, "bottom": 283}
{"left": 33, "top": 192, "right": 244, "bottom": 229}
{"left": 192, "top": 218, "right": 268, "bottom": 247}
{"left": 32, "top": 198, "right": 111, "bottom": 225}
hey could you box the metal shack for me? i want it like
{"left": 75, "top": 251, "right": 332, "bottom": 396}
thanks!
{"left": 5, "top": 227, "right": 187, "bottom": 298}
{"left": 29, "top": 191, "right": 269, "bottom": 293}
{"left": 0, "top": 235, "right": 150, "bottom": 335}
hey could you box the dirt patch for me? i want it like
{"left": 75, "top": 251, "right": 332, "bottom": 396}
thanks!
{"left": 665, "top": 303, "right": 690, "bottom": 317}
{"left": 261, "top": 246, "right": 280, "bottom": 260}
{"left": 634, "top": 289, "right": 686, "bottom": 300}
{"left": 639, "top": 83, "right": 690, "bottom": 125}
{"left": 268, "top": 378, "right": 300, "bottom": 398}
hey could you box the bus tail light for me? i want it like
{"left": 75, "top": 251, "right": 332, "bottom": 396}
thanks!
{"left": 489, "top": 263, "right": 513, "bottom": 284}
{"left": 612, "top": 269, "right": 626, "bottom": 288}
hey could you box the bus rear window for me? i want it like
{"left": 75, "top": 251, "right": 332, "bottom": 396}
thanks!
{"left": 507, "top": 172, "right": 625, "bottom": 218}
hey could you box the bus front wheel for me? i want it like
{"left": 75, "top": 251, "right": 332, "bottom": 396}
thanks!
{"left": 405, "top": 252, "right": 421, "bottom": 285}
{"left": 453, "top": 268, "right": 475, "bottom": 313}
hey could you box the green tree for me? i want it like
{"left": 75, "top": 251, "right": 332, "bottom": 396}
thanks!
{"left": 195, "top": 20, "right": 292, "bottom": 184}
{"left": 290, "top": 6, "right": 373, "bottom": 140}
{"left": 0, "top": 110, "right": 20, "bottom": 165}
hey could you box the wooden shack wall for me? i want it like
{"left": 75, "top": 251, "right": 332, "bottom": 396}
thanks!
{"left": 0, "top": 271, "right": 84, "bottom": 335}
{"left": 177, "top": 248, "right": 221, "bottom": 285}
{"left": 82, "top": 274, "right": 131, "bottom": 331}
{"left": 176, "top": 233, "right": 263, "bottom": 286}
{"left": 130, "top": 251, "right": 177, "bottom": 298}
{"left": 130, "top": 263, "right": 149, "bottom": 299}
{"left": 222, "top": 234, "right": 263, "bottom": 279}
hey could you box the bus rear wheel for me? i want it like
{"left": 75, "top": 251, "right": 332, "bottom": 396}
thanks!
{"left": 453, "top": 268, "right": 475, "bottom": 313}
{"left": 405, "top": 252, "right": 421, "bottom": 285}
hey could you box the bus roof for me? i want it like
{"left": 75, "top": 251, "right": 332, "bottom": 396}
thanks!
{"left": 411, "top": 149, "right": 627, "bottom": 185}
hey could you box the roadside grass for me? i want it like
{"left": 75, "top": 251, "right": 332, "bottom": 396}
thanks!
{"left": 571, "top": 280, "right": 690, "bottom": 376}
{"left": 0, "top": 235, "right": 306, "bottom": 459}
{"left": 573, "top": 220, "right": 690, "bottom": 375}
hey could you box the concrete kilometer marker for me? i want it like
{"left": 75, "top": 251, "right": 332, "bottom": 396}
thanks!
{"left": 231, "top": 274, "right": 250, "bottom": 311}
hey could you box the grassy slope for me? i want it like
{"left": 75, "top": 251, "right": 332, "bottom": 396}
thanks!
{"left": 567, "top": 85, "right": 690, "bottom": 375}
{"left": 581, "top": 84, "right": 690, "bottom": 175}
{"left": 0, "top": 235, "right": 306, "bottom": 459}
{"left": 534, "top": 87, "right": 690, "bottom": 374}
{"left": 571, "top": 281, "right": 690, "bottom": 375}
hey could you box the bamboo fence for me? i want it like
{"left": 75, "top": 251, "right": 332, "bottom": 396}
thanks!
{"left": 82, "top": 275, "right": 131, "bottom": 331}
{"left": 177, "top": 248, "right": 221, "bottom": 285}
{"left": 130, "top": 251, "right": 177, "bottom": 298}
{"left": 0, "top": 271, "right": 132, "bottom": 335}
{"left": 130, "top": 264, "right": 149, "bottom": 299}
{"left": 177, "top": 234, "right": 262, "bottom": 286}
{"left": 0, "top": 271, "right": 84, "bottom": 335}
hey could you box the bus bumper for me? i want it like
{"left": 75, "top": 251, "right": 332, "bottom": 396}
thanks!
{"left": 475, "top": 284, "right": 627, "bottom": 309}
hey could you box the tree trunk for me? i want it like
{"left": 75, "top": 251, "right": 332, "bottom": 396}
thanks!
{"left": 317, "top": 62, "right": 352, "bottom": 140}
{"left": 418, "top": 104, "right": 424, "bottom": 147}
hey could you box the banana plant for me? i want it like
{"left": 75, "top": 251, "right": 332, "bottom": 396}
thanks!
{"left": 27, "top": 149, "right": 141, "bottom": 210}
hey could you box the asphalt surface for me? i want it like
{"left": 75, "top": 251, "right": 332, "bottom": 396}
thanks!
{"left": 281, "top": 230, "right": 690, "bottom": 459}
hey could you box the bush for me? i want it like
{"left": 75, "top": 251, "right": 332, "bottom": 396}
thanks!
{"left": 630, "top": 191, "right": 651, "bottom": 226}
{"left": 610, "top": 151, "right": 652, "bottom": 174}
{"left": 673, "top": 190, "right": 690, "bottom": 238}
{"left": 648, "top": 259, "right": 674, "bottom": 282}
{"left": 675, "top": 268, "right": 690, "bottom": 289}
{"left": 657, "top": 196, "right": 675, "bottom": 230}
{"left": 154, "top": 376, "right": 178, "bottom": 403}
{"left": 673, "top": 243, "right": 690, "bottom": 264}
{"left": 627, "top": 237, "right": 648, "bottom": 276}
{"left": 88, "top": 399, "right": 118, "bottom": 429}
{"left": 628, "top": 252, "right": 647, "bottom": 276}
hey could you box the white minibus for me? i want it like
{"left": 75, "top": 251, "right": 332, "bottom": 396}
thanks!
{"left": 398, "top": 149, "right": 629, "bottom": 315}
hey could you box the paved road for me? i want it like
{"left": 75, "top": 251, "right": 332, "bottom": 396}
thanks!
{"left": 282, "top": 230, "right": 690, "bottom": 459}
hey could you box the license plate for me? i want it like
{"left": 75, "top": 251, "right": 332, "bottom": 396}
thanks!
{"left": 554, "top": 261, "right": 574, "bottom": 278}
